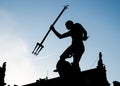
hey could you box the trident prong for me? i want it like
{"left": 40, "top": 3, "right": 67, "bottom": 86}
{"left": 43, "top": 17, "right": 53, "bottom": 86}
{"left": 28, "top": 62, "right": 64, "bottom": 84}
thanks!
{"left": 32, "top": 42, "right": 44, "bottom": 55}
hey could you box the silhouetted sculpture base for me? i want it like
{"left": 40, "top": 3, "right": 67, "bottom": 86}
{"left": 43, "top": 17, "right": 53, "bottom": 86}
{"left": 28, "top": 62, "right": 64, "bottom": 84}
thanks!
{"left": 55, "top": 60, "right": 72, "bottom": 77}
{"left": 55, "top": 59, "right": 81, "bottom": 79}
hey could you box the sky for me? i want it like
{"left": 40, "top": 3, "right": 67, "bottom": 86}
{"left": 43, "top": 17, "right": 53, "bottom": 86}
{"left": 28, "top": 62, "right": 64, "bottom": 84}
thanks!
{"left": 0, "top": 0, "right": 120, "bottom": 86}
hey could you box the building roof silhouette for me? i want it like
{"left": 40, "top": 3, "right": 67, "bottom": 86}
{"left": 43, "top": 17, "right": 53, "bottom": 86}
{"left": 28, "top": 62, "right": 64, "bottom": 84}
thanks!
{"left": 22, "top": 52, "right": 110, "bottom": 86}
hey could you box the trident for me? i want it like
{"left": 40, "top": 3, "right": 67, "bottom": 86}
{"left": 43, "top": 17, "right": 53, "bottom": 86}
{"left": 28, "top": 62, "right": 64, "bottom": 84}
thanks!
{"left": 32, "top": 5, "right": 69, "bottom": 55}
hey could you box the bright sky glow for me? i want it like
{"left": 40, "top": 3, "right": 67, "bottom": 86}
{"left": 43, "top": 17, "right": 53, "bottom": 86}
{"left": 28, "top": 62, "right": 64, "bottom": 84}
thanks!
{"left": 0, "top": 0, "right": 120, "bottom": 86}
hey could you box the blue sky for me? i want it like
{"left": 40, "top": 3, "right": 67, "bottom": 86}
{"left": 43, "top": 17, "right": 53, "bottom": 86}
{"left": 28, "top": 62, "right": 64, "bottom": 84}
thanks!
{"left": 0, "top": 0, "right": 120, "bottom": 86}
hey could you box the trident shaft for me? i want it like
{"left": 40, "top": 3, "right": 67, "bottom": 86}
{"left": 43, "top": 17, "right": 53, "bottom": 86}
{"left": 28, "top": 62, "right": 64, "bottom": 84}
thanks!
{"left": 32, "top": 5, "right": 69, "bottom": 55}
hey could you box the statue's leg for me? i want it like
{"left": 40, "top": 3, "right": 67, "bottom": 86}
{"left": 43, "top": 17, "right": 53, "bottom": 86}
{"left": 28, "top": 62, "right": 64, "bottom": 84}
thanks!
{"left": 72, "top": 45, "right": 85, "bottom": 72}
{"left": 60, "top": 45, "right": 73, "bottom": 61}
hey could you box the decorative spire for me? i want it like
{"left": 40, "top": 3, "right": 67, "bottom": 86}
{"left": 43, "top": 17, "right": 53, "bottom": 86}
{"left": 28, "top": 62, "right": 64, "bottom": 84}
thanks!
{"left": 97, "top": 52, "right": 104, "bottom": 69}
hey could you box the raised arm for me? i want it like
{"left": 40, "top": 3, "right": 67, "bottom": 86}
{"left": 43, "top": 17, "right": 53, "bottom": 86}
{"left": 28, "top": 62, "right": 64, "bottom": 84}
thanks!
{"left": 50, "top": 25, "right": 70, "bottom": 39}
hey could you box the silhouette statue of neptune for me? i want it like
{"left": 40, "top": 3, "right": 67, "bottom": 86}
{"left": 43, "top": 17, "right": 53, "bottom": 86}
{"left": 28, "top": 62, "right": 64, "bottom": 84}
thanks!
{"left": 50, "top": 20, "right": 88, "bottom": 74}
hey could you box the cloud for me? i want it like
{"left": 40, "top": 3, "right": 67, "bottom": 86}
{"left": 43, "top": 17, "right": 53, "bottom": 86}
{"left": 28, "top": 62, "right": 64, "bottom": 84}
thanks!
{"left": 0, "top": 9, "right": 37, "bottom": 85}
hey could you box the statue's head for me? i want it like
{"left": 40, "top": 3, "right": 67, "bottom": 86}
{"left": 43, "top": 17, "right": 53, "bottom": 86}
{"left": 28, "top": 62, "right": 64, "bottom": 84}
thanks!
{"left": 65, "top": 20, "right": 74, "bottom": 30}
